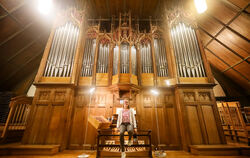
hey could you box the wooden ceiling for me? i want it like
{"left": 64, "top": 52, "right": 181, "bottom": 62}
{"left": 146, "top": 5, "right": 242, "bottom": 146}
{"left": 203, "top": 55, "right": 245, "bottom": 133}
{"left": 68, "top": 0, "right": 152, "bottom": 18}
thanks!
{"left": 197, "top": 0, "right": 250, "bottom": 93}
{"left": 0, "top": 0, "right": 249, "bottom": 94}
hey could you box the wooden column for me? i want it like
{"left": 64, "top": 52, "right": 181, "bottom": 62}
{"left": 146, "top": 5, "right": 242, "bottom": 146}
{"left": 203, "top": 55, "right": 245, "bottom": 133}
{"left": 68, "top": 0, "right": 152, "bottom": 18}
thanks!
{"left": 164, "top": 22, "right": 178, "bottom": 80}
{"left": 108, "top": 44, "right": 114, "bottom": 85}
{"left": 71, "top": 22, "right": 85, "bottom": 85}
{"left": 118, "top": 13, "right": 121, "bottom": 84}
{"left": 92, "top": 24, "right": 100, "bottom": 85}
{"left": 150, "top": 21, "right": 158, "bottom": 87}
{"left": 73, "top": 22, "right": 88, "bottom": 86}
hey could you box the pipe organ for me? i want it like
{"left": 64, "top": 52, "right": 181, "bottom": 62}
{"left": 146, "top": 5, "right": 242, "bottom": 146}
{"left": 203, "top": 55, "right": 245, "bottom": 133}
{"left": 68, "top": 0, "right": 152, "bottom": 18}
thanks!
{"left": 170, "top": 22, "right": 206, "bottom": 78}
{"left": 81, "top": 39, "right": 96, "bottom": 77}
{"left": 97, "top": 43, "right": 110, "bottom": 73}
{"left": 23, "top": 10, "right": 225, "bottom": 151}
{"left": 140, "top": 43, "right": 153, "bottom": 74}
{"left": 154, "top": 38, "right": 168, "bottom": 77}
{"left": 43, "top": 22, "right": 79, "bottom": 77}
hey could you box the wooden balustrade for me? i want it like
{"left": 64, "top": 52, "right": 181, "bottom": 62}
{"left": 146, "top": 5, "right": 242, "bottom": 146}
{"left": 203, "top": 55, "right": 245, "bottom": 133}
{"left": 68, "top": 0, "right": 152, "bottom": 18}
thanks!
{"left": 217, "top": 101, "right": 250, "bottom": 145}
{"left": 0, "top": 95, "right": 32, "bottom": 142}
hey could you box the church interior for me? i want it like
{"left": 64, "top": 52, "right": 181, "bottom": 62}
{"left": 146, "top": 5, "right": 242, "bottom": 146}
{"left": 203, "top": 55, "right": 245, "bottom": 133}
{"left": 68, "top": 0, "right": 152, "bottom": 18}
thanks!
{"left": 0, "top": 0, "right": 249, "bottom": 157}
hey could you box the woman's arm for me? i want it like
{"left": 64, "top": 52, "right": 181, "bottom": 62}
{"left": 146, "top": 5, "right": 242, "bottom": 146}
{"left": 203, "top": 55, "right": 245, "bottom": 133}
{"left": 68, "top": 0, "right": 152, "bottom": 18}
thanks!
{"left": 116, "top": 111, "right": 121, "bottom": 128}
{"left": 131, "top": 110, "right": 137, "bottom": 129}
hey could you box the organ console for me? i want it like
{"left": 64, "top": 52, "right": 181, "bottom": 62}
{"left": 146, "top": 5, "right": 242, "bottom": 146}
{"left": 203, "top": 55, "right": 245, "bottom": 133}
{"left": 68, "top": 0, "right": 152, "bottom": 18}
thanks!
{"left": 22, "top": 8, "right": 226, "bottom": 152}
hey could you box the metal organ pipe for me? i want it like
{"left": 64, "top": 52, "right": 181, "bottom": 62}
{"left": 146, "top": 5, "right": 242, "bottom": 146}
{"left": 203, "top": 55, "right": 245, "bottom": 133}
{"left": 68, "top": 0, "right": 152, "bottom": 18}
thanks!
{"left": 69, "top": 26, "right": 79, "bottom": 76}
{"left": 131, "top": 46, "right": 137, "bottom": 75}
{"left": 170, "top": 22, "right": 206, "bottom": 77}
{"left": 44, "top": 27, "right": 59, "bottom": 77}
{"left": 120, "top": 43, "right": 129, "bottom": 73}
{"left": 140, "top": 43, "right": 153, "bottom": 73}
{"left": 113, "top": 45, "right": 119, "bottom": 75}
{"left": 97, "top": 43, "right": 110, "bottom": 73}
{"left": 190, "top": 27, "right": 206, "bottom": 77}
{"left": 54, "top": 23, "right": 69, "bottom": 77}
{"left": 154, "top": 39, "right": 168, "bottom": 77}
{"left": 81, "top": 39, "right": 96, "bottom": 77}
{"left": 43, "top": 22, "right": 79, "bottom": 77}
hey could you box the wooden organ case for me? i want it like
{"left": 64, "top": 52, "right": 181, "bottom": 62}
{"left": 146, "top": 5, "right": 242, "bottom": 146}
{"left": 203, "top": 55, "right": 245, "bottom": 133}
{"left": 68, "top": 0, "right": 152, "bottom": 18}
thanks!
{"left": 22, "top": 9, "right": 226, "bottom": 151}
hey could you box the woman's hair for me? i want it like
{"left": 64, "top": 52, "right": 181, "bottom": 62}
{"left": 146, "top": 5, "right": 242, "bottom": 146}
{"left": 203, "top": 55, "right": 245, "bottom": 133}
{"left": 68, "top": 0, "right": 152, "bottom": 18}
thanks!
{"left": 123, "top": 99, "right": 130, "bottom": 109}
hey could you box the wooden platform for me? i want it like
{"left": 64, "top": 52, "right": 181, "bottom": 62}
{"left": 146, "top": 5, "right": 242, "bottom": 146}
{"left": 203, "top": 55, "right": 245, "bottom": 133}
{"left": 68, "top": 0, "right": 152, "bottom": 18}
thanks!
{"left": 190, "top": 144, "right": 250, "bottom": 156}
{"left": 0, "top": 144, "right": 60, "bottom": 155}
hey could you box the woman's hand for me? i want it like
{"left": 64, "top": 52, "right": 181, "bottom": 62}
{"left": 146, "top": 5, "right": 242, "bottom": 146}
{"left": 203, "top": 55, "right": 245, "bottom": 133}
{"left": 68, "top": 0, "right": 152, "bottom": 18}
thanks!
{"left": 134, "top": 128, "right": 137, "bottom": 132}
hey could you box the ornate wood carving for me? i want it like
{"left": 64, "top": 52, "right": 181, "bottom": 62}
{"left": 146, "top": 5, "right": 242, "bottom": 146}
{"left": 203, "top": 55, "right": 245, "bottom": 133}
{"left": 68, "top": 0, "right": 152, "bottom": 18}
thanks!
{"left": 183, "top": 92, "right": 195, "bottom": 102}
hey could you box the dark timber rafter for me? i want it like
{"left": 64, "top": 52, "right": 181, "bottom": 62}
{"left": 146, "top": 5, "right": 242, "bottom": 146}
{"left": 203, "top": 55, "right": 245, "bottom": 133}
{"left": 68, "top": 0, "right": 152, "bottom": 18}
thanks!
{"left": 0, "top": 49, "right": 44, "bottom": 87}
{"left": 203, "top": 3, "right": 250, "bottom": 48}
{"left": 0, "top": 34, "right": 43, "bottom": 68}
{"left": 199, "top": 27, "right": 248, "bottom": 63}
{"left": 205, "top": 47, "right": 249, "bottom": 82}
{"left": 222, "top": 56, "right": 250, "bottom": 73}
{"left": 0, "top": 3, "right": 25, "bottom": 28}
{"left": 0, "top": 22, "right": 34, "bottom": 47}
{"left": 0, "top": 1, "right": 27, "bottom": 20}
{"left": 205, "top": 13, "right": 250, "bottom": 42}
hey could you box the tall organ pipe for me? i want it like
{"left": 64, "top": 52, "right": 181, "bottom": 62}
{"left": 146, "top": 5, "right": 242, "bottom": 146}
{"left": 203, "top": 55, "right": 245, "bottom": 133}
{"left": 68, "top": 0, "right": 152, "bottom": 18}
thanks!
{"left": 113, "top": 45, "right": 119, "bottom": 75}
{"left": 43, "top": 22, "right": 79, "bottom": 77}
{"left": 97, "top": 43, "right": 110, "bottom": 73}
{"left": 81, "top": 39, "right": 96, "bottom": 76}
{"left": 170, "top": 22, "right": 206, "bottom": 77}
{"left": 69, "top": 26, "right": 79, "bottom": 76}
{"left": 190, "top": 27, "right": 206, "bottom": 77}
{"left": 131, "top": 46, "right": 137, "bottom": 75}
{"left": 120, "top": 43, "right": 129, "bottom": 73}
{"left": 140, "top": 43, "right": 153, "bottom": 73}
{"left": 154, "top": 38, "right": 168, "bottom": 77}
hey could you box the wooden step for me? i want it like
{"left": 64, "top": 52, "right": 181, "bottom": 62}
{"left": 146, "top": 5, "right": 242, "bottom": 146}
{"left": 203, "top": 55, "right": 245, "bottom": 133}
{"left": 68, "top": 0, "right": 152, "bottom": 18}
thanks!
{"left": 189, "top": 144, "right": 250, "bottom": 156}
{"left": 0, "top": 144, "right": 60, "bottom": 155}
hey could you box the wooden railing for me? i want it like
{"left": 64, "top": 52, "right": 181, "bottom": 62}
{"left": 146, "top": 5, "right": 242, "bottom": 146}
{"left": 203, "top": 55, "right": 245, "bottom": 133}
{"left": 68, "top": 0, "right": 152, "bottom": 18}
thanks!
{"left": 0, "top": 95, "right": 33, "bottom": 142}
{"left": 217, "top": 101, "right": 250, "bottom": 145}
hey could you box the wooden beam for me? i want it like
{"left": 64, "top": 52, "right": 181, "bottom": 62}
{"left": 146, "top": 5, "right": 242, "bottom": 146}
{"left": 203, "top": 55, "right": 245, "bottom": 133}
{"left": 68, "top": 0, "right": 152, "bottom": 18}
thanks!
{"left": 139, "top": 0, "right": 144, "bottom": 18}
{"left": 123, "top": 0, "right": 126, "bottom": 13}
{"left": 205, "top": 48, "right": 249, "bottom": 81}
{"left": 0, "top": 49, "right": 43, "bottom": 86}
{"left": 204, "top": 3, "right": 250, "bottom": 48}
{"left": 153, "top": 0, "right": 162, "bottom": 18}
{"left": 199, "top": 26, "right": 247, "bottom": 63}
{"left": 105, "top": 0, "right": 111, "bottom": 18}
{"left": 0, "top": 35, "right": 43, "bottom": 68}
{"left": 0, "top": 22, "right": 33, "bottom": 47}
{"left": 0, "top": 1, "right": 27, "bottom": 21}
{"left": 219, "top": 0, "right": 242, "bottom": 11}
{"left": 223, "top": 56, "right": 250, "bottom": 73}
{"left": 0, "top": 3, "right": 24, "bottom": 28}
{"left": 205, "top": 13, "right": 249, "bottom": 42}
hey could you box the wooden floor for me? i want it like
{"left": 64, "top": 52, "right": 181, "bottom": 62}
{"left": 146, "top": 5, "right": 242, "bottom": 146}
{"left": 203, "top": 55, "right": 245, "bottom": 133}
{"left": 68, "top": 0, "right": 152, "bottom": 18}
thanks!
{"left": 0, "top": 150, "right": 249, "bottom": 158}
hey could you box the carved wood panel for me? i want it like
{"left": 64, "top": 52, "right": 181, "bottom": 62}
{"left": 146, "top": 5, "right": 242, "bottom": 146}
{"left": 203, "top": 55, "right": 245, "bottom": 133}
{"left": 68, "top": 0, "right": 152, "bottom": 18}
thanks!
{"left": 138, "top": 91, "right": 180, "bottom": 149}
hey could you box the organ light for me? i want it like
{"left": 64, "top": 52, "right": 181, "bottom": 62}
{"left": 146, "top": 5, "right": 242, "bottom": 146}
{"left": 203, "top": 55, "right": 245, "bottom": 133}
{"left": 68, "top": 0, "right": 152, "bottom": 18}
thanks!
{"left": 165, "top": 80, "right": 170, "bottom": 86}
{"left": 194, "top": 0, "right": 207, "bottom": 14}
{"left": 151, "top": 89, "right": 159, "bottom": 96}
{"left": 89, "top": 87, "right": 95, "bottom": 94}
{"left": 38, "top": 0, "right": 53, "bottom": 15}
